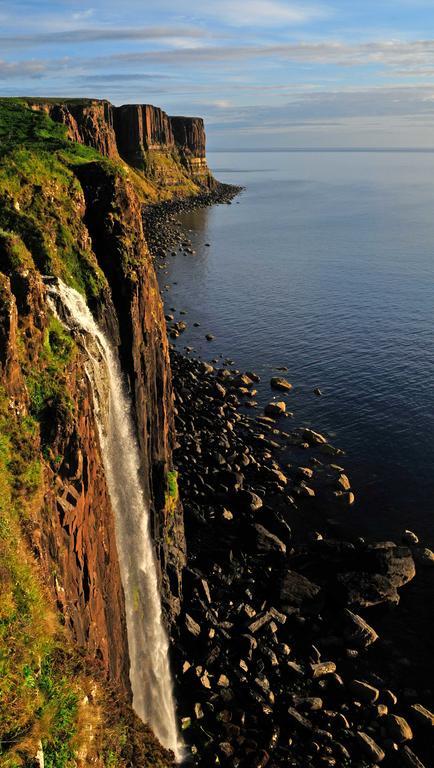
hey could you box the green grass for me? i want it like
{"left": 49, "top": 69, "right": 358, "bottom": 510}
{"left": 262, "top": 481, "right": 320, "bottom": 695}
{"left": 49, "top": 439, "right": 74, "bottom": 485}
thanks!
{"left": 164, "top": 470, "right": 179, "bottom": 520}
{"left": 23, "top": 316, "right": 76, "bottom": 440}
{"left": 0, "top": 386, "right": 57, "bottom": 762}
{"left": 167, "top": 470, "right": 179, "bottom": 501}
{"left": 0, "top": 100, "right": 110, "bottom": 302}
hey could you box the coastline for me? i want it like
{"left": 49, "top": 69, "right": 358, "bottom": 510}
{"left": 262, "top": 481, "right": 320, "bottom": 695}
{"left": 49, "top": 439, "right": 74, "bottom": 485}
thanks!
{"left": 147, "top": 193, "right": 434, "bottom": 767}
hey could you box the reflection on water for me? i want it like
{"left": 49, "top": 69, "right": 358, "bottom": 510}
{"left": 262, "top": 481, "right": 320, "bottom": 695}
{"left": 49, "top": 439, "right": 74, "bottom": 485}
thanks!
{"left": 161, "top": 150, "right": 434, "bottom": 543}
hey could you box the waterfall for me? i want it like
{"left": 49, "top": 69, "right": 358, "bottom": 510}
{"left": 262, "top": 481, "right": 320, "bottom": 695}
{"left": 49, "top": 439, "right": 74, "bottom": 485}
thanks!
{"left": 46, "top": 278, "right": 183, "bottom": 762}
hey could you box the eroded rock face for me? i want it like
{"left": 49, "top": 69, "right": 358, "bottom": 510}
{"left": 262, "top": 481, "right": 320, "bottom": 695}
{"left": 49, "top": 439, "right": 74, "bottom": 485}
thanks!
{"left": 0, "top": 266, "right": 131, "bottom": 692}
{"left": 41, "top": 361, "right": 131, "bottom": 692}
{"left": 32, "top": 100, "right": 118, "bottom": 157}
{"left": 74, "top": 161, "right": 186, "bottom": 626}
{"left": 0, "top": 274, "right": 24, "bottom": 399}
{"left": 113, "top": 104, "right": 175, "bottom": 165}
{"left": 170, "top": 116, "right": 206, "bottom": 158}
{"left": 29, "top": 99, "right": 214, "bottom": 186}
{"left": 169, "top": 116, "right": 213, "bottom": 184}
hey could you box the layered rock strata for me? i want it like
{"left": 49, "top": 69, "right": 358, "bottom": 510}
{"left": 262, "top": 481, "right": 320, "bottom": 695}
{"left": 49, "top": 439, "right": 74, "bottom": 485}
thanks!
{"left": 30, "top": 98, "right": 213, "bottom": 186}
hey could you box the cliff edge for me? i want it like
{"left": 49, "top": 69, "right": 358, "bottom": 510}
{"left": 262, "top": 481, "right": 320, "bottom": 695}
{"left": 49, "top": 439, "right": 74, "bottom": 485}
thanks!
{"left": 28, "top": 98, "right": 215, "bottom": 195}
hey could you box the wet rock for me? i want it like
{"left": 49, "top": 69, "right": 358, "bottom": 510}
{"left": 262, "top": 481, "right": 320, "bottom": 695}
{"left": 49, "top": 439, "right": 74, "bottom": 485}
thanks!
{"left": 287, "top": 707, "right": 313, "bottom": 731}
{"left": 252, "top": 523, "right": 286, "bottom": 554}
{"left": 280, "top": 570, "right": 321, "bottom": 611}
{"left": 185, "top": 613, "right": 201, "bottom": 637}
{"left": 333, "top": 490, "right": 355, "bottom": 505}
{"left": 264, "top": 401, "right": 286, "bottom": 417}
{"left": 412, "top": 547, "right": 434, "bottom": 566}
{"left": 291, "top": 696, "right": 323, "bottom": 711}
{"left": 337, "top": 565, "right": 411, "bottom": 609}
{"left": 336, "top": 473, "right": 351, "bottom": 491}
{"left": 297, "top": 466, "right": 314, "bottom": 479}
{"left": 349, "top": 679, "right": 380, "bottom": 704}
{"left": 286, "top": 661, "right": 305, "bottom": 677}
{"left": 381, "top": 690, "right": 398, "bottom": 708}
{"left": 231, "top": 489, "right": 263, "bottom": 512}
{"left": 303, "top": 428, "right": 327, "bottom": 445}
{"left": 247, "top": 608, "right": 286, "bottom": 634}
{"left": 320, "top": 442, "right": 345, "bottom": 456}
{"left": 401, "top": 745, "right": 427, "bottom": 767}
{"left": 200, "top": 671, "right": 211, "bottom": 689}
{"left": 251, "top": 751, "right": 270, "bottom": 768}
{"left": 233, "top": 373, "right": 254, "bottom": 388}
{"left": 299, "top": 483, "right": 316, "bottom": 498}
{"left": 246, "top": 371, "right": 261, "bottom": 382}
{"left": 218, "top": 469, "right": 244, "bottom": 491}
{"left": 385, "top": 714, "right": 413, "bottom": 742}
{"left": 205, "top": 333, "right": 214, "bottom": 341}
{"left": 310, "top": 662, "right": 336, "bottom": 679}
{"left": 270, "top": 376, "right": 293, "bottom": 391}
{"left": 218, "top": 742, "right": 234, "bottom": 758}
{"left": 355, "top": 732, "right": 385, "bottom": 762}
{"left": 343, "top": 609, "right": 379, "bottom": 647}
{"left": 365, "top": 543, "right": 416, "bottom": 583}
{"left": 409, "top": 703, "right": 434, "bottom": 727}
{"left": 402, "top": 529, "right": 419, "bottom": 545}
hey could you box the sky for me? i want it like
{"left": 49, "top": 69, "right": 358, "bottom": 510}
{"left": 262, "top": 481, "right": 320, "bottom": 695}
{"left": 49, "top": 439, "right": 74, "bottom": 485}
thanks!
{"left": 2, "top": 0, "right": 434, "bottom": 148}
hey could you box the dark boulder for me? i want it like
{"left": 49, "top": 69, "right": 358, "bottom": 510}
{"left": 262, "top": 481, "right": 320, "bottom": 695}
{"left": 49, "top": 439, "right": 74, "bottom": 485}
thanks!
{"left": 280, "top": 570, "right": 322, "bottom": 612}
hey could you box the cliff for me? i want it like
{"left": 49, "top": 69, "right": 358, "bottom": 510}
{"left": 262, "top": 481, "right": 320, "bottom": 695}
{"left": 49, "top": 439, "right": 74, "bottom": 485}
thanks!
{"left": 28, "top": 98, "right": 215, "bottom": 193}
{"left": 170, "top": 116, "right": 210, "bottom": 182}
{"left": 0, "top": 99, "right": 186, "bottom": 764}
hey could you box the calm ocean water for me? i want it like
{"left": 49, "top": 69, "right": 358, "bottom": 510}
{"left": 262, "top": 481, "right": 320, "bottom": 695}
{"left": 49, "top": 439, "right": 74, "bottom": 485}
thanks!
{"left": 163, "top": 150, "right": 434, "bottom": 543}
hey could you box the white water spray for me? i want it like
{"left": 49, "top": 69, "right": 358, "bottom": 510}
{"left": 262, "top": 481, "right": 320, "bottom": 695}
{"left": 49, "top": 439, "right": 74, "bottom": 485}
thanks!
{"left": 46, "top": 278, "right": 183, "bottom": 761}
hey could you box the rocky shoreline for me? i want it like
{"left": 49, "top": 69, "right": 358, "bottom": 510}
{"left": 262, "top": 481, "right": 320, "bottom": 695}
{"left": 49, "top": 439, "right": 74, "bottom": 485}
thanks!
{"left": 143, "top": 181, "right": 243, "bottom": 259}
{"left": 145, "top": 194, "right": 434, "bottom": 767}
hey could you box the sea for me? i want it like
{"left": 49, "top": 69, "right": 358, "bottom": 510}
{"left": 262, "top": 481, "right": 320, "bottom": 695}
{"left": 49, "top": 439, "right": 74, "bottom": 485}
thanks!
{"left": 161, "top": 149, "right": 434, "bottom": 545}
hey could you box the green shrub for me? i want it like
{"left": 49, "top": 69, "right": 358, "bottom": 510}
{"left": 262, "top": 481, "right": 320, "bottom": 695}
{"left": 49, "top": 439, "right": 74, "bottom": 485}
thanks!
{"left": 167, "top": 470, "right": 179, "bottom": 501}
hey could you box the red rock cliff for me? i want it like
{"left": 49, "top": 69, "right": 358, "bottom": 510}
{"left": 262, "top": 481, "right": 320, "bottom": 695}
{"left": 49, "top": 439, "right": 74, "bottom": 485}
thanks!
{"left": 170, "top": 116, "right": 206, "bottom": 158}
{"left": 74, "top": 162, "right": 186, "bottom": 625}
{"left": 0, "top": 146, "right": 185, "bottom": 692}
{"left": 113, "top": 104, "right": 175, "bottom": 165}
{"left": 0, "top": 258, "right": 131, "bottom": 693}
{"left": 29, "top": 98, "right": 213, "bottom": 188}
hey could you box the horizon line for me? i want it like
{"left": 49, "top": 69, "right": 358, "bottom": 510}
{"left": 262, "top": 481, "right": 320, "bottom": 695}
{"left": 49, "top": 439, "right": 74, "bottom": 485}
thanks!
{"left": 207, "top": 147, "right": 434, "bottom": 153}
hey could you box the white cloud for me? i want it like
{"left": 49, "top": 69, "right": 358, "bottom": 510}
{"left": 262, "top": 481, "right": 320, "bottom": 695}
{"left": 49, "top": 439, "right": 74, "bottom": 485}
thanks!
{"left": 201, "top": 0, "right": 328, "bottom": 27}
{"left": 95, "top": 37, "right": 434, "bottom": 75}
{"left": 0, "top": 25, "right": 210, "bottom": 48}
{"left": 0, "top": 58, "right": 47, "bottom": 77}
{"left": 211, "top": 99, "right": 233, "bottom": 108}
{"left": 72, "top": 9, "right": 94, "bottom": 21}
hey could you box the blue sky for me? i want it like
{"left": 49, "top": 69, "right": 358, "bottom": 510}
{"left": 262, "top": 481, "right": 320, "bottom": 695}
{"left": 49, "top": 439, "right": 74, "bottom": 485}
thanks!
{"left": 2, "top": 0, "right": 434, "bottom": 147}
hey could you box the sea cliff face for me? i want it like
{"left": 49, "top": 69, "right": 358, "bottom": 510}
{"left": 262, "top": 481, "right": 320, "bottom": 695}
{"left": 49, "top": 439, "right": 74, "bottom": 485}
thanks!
{"left": 29, "top": 98, "right": 214, "bottom": 190}
{"left": 0, "top": 98, "right": 196, "bottom": 764}
{"left": 74, "top": 160, "right": 186, "bottom": 624}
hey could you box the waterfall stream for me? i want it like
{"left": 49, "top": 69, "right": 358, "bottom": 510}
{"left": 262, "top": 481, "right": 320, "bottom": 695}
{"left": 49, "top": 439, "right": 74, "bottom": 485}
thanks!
{"left": 46, "top": 278, "right": 182, "bottom": 762}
